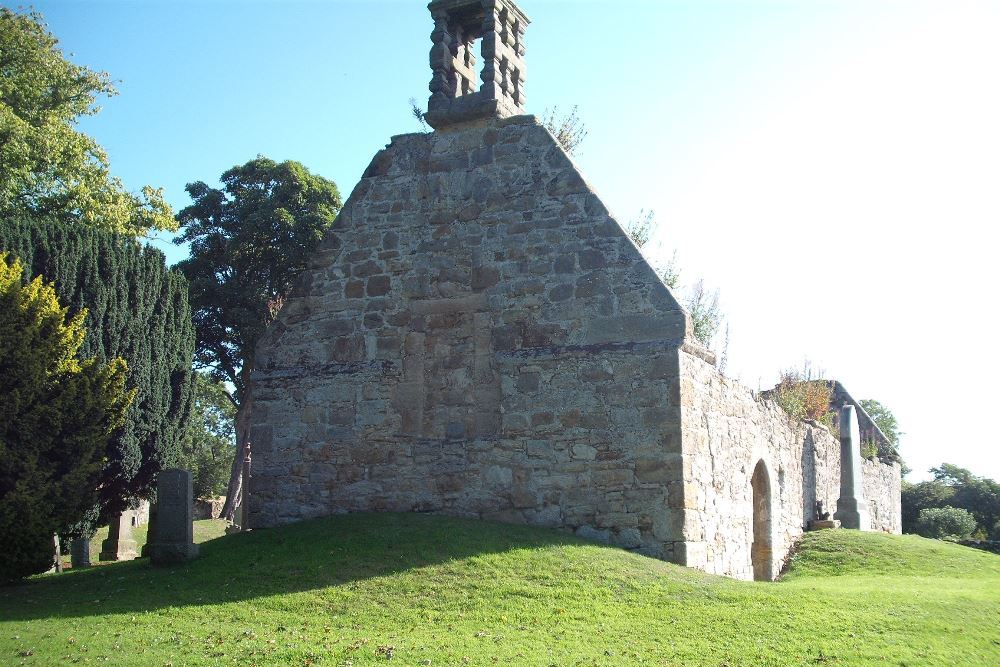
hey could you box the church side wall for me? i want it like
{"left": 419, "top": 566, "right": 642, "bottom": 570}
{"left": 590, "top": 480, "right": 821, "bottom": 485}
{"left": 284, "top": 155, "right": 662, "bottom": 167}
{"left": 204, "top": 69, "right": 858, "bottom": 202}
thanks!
{"left": 248, "top": 116, "right": 692, "bottom": 560}
{"left": 678, "top": 352, "right": 900, "bottom": 580}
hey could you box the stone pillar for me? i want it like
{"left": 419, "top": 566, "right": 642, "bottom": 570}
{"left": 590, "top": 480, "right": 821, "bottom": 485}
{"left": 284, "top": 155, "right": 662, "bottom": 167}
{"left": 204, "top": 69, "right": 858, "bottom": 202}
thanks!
{"left": 70, "top": 537, "right": 91, "bottom": 568}
{"left": 140, "top": 502, "right": 158, "bottom": 558}
{"left": 47, "top": 534, "right": 63, "bottom": 573}
{"left": 99, "top": 511, "right": 138, "bottom": 561}
{"left": 834, "top": 404, "right": 871, "bottom": 530}
{"left": 147, "top": 468, "right": 199, "bottom": 565}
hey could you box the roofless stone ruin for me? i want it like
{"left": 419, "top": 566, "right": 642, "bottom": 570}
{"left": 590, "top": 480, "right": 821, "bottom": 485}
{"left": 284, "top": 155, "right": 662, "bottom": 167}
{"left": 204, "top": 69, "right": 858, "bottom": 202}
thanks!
{"left": 246, "top": 0, "right": 901, "bottom": 581}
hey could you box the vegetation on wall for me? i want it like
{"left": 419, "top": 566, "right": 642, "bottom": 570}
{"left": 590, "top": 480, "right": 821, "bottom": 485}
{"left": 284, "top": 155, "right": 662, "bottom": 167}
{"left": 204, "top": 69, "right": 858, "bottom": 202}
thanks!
{"left": 0, "top": 8, "right": 174, "bottom": 236}
{"left": 0, "top": 254, "right": 131, "bottom": 581}
{"left": 625, "top": 210, "right": 725, "bottom": 355}
{"left": 770, "top": 366, "right": 837, "bottom": 433}
{"left": 0, "top": 216, "right": 195, "bottom": 528}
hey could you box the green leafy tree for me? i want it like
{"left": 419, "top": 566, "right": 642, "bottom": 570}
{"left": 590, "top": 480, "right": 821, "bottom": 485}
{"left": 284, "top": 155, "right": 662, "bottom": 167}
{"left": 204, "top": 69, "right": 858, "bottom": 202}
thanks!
{"left": 0, "top": 216, "right": 195, "bottom": 526}
{"left": 0, "top": 254, "right": 132, "bottom": 581}
{"left": 901, "top": 464, "right": 1000, "bottom": 538}
{"left": 857, "top": 398, "right": 904, "bottom": 469}
{"left": 914, "top": 506, "right": 977, "bottom": 540}
{"left": 0, "top": 8, "right": 174, "bottom": 236}
{"left": 178, "top": 372, "right": 236, "bottom": 499}
{"left": 929, "top": 464, "right": 1000, "bottom": 539}
{"left": 174, "top": 157, "right": 342, "bottom": 519}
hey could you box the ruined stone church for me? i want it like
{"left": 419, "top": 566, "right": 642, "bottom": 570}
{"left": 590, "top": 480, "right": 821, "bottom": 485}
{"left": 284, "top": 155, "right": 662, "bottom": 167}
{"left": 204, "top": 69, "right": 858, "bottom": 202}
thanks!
{"left": 247, "top": 0, "right": 901, "bottom": 581}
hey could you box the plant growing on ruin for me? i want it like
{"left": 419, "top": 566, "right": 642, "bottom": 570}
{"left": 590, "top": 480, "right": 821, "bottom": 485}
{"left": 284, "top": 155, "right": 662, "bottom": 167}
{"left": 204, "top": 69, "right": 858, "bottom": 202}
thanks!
{"left": 860, "top": 440, "right": 878, "bottom": 460}
{"left": 771, "top": 366, "right": 837, "bottom": 433}
{"left": 0, "top": 254, "right": 132, "bottom": 581}
{"left": 542, "top": 105, "right": 588, "bottom": 155}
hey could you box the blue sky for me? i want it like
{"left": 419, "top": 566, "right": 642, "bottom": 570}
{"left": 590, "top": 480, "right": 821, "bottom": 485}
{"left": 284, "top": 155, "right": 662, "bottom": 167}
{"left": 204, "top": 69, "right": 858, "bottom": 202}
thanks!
{"left": 31, "top": 0, "right": 1000, "bottom": 482}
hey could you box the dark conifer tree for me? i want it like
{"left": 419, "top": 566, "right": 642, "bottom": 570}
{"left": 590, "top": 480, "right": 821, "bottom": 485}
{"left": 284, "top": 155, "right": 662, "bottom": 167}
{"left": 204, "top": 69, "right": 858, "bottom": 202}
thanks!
{"left": 0, "top": 216, "right": 195, "bottom": 529}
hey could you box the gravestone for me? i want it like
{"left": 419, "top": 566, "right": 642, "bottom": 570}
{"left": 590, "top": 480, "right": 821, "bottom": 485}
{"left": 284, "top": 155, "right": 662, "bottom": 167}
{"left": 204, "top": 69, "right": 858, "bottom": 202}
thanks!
{"left": 99, "top": 511, "right": 138, "bottom": 561}
{"left": 140, "top": 502, "right": 157, "bottom": 558}
{"left": 147, "top": 468, "right": 199, "bottom": 565}
{"left": 834, "top": 404, "right": 871, "bottom": 530}
{"left": 70, "top": 537, "right": 91, "bottom": 568}
{"left": 46, "top": 534, "right": 63, "bottom": 573}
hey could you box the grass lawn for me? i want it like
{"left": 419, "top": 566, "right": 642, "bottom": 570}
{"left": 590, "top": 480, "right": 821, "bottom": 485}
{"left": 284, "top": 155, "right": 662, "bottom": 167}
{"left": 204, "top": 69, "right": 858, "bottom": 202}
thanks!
{"left": 2, "top": 514, "right": 998, "bottom": 666}
{"left": 60, "top": 519, "right": 229, "bottom": 568}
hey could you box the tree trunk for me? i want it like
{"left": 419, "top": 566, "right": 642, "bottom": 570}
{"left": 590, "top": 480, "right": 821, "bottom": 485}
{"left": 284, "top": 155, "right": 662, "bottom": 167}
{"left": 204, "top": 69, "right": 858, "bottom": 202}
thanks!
{"left": 220, "top": 390, "right": 252, "bottom": 523}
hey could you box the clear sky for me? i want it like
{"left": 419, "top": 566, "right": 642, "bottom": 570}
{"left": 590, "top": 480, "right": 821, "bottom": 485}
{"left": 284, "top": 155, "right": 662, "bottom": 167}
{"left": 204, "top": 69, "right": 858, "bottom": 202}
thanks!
{"left": 30, "top": 0, "right": 1000, "bottom": 482}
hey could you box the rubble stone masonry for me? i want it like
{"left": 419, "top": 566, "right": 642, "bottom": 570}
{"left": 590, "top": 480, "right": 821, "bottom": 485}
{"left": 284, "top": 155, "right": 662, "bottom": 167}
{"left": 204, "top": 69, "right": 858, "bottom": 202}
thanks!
{"left": 247, "top": 114, "right": 901, "bottom": 579}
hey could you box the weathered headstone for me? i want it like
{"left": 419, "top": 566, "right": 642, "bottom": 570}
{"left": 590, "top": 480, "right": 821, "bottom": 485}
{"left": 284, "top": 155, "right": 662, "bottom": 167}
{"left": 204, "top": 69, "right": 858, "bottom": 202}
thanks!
{"left": 70, "top": 537, "right": 91, "bottom": 568}
{"left": 46, "top": 534, "right": 63, "bottom": 573}
{"left": 834, "top": 404, "right": 871, "bottom": 530}
{"left": 99, "top": 511, "right": 138, "bottom": 561}
{"left": 147, "top": 468, "right": 199, "bottom": 565}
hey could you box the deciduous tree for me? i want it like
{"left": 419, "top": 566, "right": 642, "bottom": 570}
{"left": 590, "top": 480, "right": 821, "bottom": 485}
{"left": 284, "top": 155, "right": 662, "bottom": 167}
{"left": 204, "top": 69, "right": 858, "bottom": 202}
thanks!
{"left": 174, "top": 157, "right": 342, "bottom": 520}
{"left": 0, "top": 8, "right": 174, "bottom": 236}
{"left": 177, "top": 372, "right": 236, "bottom": 499}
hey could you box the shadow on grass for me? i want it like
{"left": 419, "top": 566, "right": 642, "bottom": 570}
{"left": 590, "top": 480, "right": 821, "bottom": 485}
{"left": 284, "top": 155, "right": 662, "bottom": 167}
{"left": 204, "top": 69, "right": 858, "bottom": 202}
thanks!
{"left": 0, "top": 512, "right": 589, "bottom": 622}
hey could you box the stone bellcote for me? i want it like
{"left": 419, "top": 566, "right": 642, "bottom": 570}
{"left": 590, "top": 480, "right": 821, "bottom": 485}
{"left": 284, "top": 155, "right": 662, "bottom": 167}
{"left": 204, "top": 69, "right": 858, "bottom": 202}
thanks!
{"left": 425, "top": 0, "right": 530, "bottom": 129}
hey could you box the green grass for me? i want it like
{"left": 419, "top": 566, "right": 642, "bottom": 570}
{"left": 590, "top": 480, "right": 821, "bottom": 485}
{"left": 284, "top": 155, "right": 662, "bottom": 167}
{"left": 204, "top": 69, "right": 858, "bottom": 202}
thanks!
{"left": 2, "top": 514, "right": 998, "bottom": 666}
{"left": 60, "top": 519, "right": 228, "bottom": 567}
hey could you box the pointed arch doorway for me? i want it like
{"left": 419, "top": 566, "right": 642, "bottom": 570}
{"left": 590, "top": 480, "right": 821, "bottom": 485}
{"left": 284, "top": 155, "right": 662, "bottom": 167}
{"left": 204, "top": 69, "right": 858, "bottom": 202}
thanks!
{"left": 751, "top": 460, "right": 773, "bottom": 581}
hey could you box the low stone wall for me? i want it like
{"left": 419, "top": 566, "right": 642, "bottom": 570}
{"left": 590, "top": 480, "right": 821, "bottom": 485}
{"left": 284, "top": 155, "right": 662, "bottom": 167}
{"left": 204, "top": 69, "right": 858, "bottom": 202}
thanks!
{"left": 678, "top": 352, "right": 900, "bottom": 579}
{"left": 193, "top": 497, "right": 225, "bottom": 521}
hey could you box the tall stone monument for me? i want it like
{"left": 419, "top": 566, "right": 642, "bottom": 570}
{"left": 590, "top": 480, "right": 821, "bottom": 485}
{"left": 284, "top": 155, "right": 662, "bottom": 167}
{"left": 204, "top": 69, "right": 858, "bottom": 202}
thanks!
{"left": 834, "top": 404, "right": 871, "bottom": 530}
{"left": 147, "top": 468, "right": 199, "bottom": 565}
{"left": 99, "top": 510, "right": 138, "bottom": 561}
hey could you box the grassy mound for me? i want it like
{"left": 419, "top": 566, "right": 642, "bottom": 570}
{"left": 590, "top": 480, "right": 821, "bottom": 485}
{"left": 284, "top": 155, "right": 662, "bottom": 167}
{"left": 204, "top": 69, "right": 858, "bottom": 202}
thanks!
{"left": 2, "top": 514, "right": 998, "bottom": 666}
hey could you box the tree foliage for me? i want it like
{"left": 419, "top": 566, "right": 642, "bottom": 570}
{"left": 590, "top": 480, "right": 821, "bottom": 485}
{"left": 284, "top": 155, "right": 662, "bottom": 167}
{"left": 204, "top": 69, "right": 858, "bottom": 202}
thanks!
{"left": 0, "top": 254, "right": 131, "bottom": 581}
{"left": 0, "top": 8, "right": 174, "bottom": 236}
{"left": 0, "top": 216, "right": 195, "bottom": 525}
{"left": 901, "top": 464, "right": 1000, "bottom": 539}
{"left": 174, "top": 157, "right": 341, "bottom": 519}
{"left": 177, "top": 372, "right": 236, "bottom": 499}
{"left": 858, "top": 399, "right": 901, "bottom": 448}
{"left": 914, "top": 506, "right": 978, "bottom": 540}
{"left": 174, "top": 157, "right": 342, "bottom": 401}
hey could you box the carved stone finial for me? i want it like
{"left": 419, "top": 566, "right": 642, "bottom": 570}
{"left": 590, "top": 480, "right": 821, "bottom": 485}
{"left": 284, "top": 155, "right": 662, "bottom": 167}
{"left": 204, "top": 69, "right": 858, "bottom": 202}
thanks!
{"left": 425, "top": 0, "right": 531, "bottom": 129}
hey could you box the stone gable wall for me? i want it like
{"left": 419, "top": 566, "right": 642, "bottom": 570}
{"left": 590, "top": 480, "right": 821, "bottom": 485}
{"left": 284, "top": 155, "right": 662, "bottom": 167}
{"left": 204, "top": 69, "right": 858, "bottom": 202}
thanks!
{"left": 678, "top": 352, "right": 901, "bottom": 580}
{"left": 247, "top": 116, "right": 694, "bottom": 560}
{"left": 246, "top": 113, "right": 901, "bottom": 579}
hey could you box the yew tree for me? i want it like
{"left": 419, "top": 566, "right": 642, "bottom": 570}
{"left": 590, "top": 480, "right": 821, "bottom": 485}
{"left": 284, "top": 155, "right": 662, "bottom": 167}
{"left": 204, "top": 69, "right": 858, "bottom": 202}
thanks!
{"left": 174, "top": 157, "right": 342, "bottom": 519}
{"left": 0, "top": 254, "right": 131, "bottom": 581}
{"left": 0, "top": 216, "right": 196, "bottom": 525}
